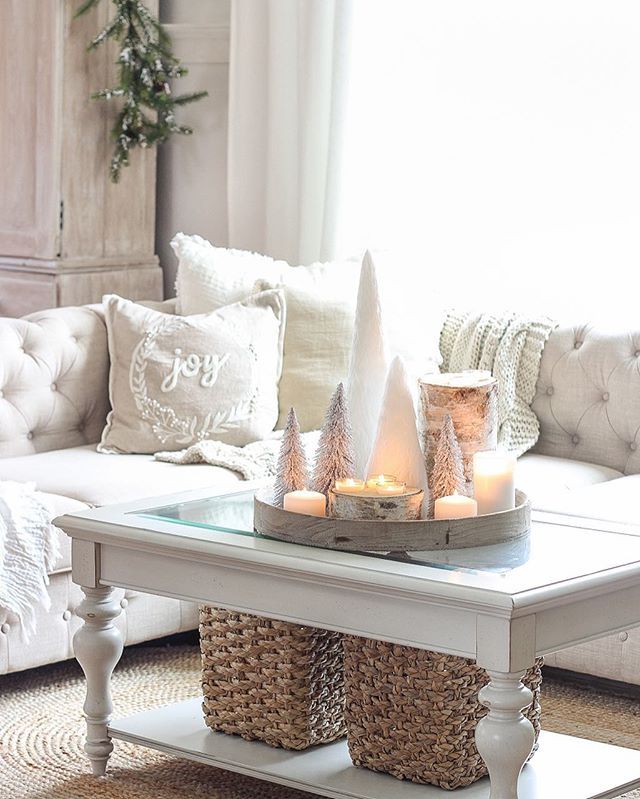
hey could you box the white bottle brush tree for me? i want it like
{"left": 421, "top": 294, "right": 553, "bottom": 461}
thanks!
{"left": 312, "top": 383, "right": 355, "bottom": 497}
{"left": 430, "top": 414, "right": 465, "bottom": 514}
{"left": 273, "top": 408, "right": 308, "bottom": 507}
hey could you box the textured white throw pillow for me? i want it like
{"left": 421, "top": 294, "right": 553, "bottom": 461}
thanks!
{"left": 172, "top": 234, "right": 444, "bottom": 431}
{"left": 98, "top": 291, "right": 286, "bottom": 454}
{"left": 173, "top": 233, "right": 361, "bottom": 431}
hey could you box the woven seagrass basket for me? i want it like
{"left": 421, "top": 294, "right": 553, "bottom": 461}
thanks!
{"left": 199, "top": 606, "right": 346, "bottom": 750}
{"left": 343, "top": 637, "right": 543, "bottom": 790}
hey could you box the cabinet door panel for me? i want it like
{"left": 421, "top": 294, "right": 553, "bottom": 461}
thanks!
{"left": 0, "top": 0, "right": 61, "bottom": 259}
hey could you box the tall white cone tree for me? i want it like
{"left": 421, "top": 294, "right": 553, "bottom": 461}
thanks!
{"left": 366, "top": 356, "right": 428, "bottom": 499}
{"left": 347, "top": 251, "right": 389, "bottom": 477}
{"left": 312, "top": 382, "right": 355, "bottom": 497}
{"left": 273, "top": 408, "right": 308, "bottom": 507}
{"left": 430, "top": 413, "right": 465, "bottom": 512}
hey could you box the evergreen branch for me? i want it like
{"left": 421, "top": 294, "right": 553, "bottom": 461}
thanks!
{"left": 74, "top": 0, "right": 102, "bottom": 17}
{"left": 173, "top": 91, "right": 209, "bottom": 106}
{"left": 76, "top": 0, "right": 208, "bottom": 181}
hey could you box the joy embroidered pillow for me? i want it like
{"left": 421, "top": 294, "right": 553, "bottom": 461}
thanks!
{"left": 98, "top": 291, "right": 286, "bottom": 454}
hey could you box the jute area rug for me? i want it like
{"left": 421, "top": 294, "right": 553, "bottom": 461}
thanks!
{"left": 1, "top": 643, "right": 639, "bottom": 799}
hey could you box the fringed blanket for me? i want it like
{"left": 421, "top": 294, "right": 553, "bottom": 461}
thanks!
{"left": 0, "top": 482, "right": 59, "bottom": 641}
{"left": 440, "top": 310, "right": 557, "bottom": 456}
{"left": 154, "top": 431, "right": 320, "bottom": 479}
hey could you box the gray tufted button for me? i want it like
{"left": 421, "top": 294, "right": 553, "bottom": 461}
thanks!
{"left": 120, "top": 598, "right": 129, "bottom": 609}
{"left": 572, "top": 434, "right": 580, "bottom": 445}
{"left": 546, "top": 387, "right": 554, "bottom": 396}
{"left": 51, "top": 383, "right": 57, "bottom": 392}
{"left": 602, "top": 392, "right": 609, "bottom": 402}
{"left": 26, "top": 432, "right": 34, "bottom": 441}
{"left": 635, "top": 350, "right": 640, "bottom": 358}
{"left": 0, "top": 623, "right": 9, "bottom": 634}
{"left": 630, "top": 442, "right": 638, "bottom": 452}
{"left": 620, "top": 631, "right": 629, "bottom": 642}
{"left": 62, "top": 610, "right": 72, "bottom": 621}
{"left": 574, "top": 340, "right": 582, "bottom": 349}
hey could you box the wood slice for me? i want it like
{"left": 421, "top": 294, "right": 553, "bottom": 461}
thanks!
{"left": 420, "top": 371, "right": 498, "bottom": 497}
{"left": 253, "top": 490, "right": 530, "bottom": 553}
{"left": 330, "top": 489, "right": 423, "bottom": 521}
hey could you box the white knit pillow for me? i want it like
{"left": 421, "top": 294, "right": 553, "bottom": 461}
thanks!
{"left": 98, "top": 291, "right": 286, "bottom": 453}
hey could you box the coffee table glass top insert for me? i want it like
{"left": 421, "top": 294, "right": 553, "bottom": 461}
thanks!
{"left": 133, "top": 489, "right": 640, "bottom": 595}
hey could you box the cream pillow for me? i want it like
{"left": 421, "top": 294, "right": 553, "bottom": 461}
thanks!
{"left": 172, "top": 234, "right": 444, "bottom": 431}
{"left": 98, "top": 291, "right": 286, "bottom": 454}
{"left": 173, "top": 233, "right": 361, "bottom": 431}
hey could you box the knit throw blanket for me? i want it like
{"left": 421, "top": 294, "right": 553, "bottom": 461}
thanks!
{"left": 0, "top": 482, "right": 59, "bottom": 641}
{"left": 440, "top": 310, "right": 557, "bottom": 456}
{"left": 155, "top": 431, "right": 320, "bottom": 479}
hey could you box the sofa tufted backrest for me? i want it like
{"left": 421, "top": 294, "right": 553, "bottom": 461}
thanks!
{"left": 0, "top": 306, "right": 110, "bottom": 458}
{"left": 532, "top": 323, "right": 640, "bottom": 474}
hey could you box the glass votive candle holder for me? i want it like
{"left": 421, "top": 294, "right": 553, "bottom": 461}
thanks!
{"left": 365, "top": 474, "right": 398, "bottom": 489}
{"left": 375, "top": 481, "right": 407, "bottom": 496}
{"left": 334, "top": 478, "right": 366, "bottom": 494}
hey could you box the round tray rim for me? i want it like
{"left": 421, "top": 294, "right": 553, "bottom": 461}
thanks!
{"left": 253, "top": 489, "right": 531, "bottom": 552}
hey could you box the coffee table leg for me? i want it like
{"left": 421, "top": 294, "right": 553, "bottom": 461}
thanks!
{"left": 475, "top": 670, "right": 535, "bottom": 799}
{"left": 73, "top": 585, "right": 124, "bottom": 775}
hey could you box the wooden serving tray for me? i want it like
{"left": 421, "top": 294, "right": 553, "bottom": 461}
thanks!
{"left": 253, "top": 490, "right": 530, "bottom": 552}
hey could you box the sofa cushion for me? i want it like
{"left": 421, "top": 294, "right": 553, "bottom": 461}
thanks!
{"left": 0, "top": 306, "right": 110, "bottom": 458}
{"left": 532, "top": 322, "right": 640, "bottom": 475}
{"left": 516, "top": 453, "right": 623, "bottom": 507}
{"left": 534, "top": 474, "right": 640, "bottom": 528}
{"left": 0, "top": 445, "right": 240, "bottom": 508}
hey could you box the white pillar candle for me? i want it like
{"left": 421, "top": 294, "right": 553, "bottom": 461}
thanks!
{"left": 473, "top": 451, "right": 516, "bottom": 514}
{"left": 283, "top": 490, "right": 327, "bottom": 517}
{"left": 434, "top": 494, "right": 478, "bottom": 519}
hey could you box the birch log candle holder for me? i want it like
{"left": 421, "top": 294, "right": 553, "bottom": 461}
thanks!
{"left": 329, "top": 486, "right": 424, "bottom": 521}
{"left": 420, "top": 371, "right": 498, "bottom": 496}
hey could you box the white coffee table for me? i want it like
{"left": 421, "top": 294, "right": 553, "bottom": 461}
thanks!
{"left": 56, "top": 484, "right": 640, "bottom": 799}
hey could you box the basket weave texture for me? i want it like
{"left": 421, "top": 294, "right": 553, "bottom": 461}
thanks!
{"left": 199, "top": 607, "right": 346, "bottom": 750}
{"left": 344, "top": 637, "right": 543, "bottom": 790}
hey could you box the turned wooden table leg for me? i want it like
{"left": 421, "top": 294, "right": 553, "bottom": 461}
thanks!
{"left": 475, "top": 670, "right": 535, "bottom": 799}
{"left": 73, "top": 585, "right": 123, "bottom": 776}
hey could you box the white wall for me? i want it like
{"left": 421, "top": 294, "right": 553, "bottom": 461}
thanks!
{"left": 156, "top": 0, "right": 231, "bottom": 297}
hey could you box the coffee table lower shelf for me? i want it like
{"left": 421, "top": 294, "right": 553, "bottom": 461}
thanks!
{"left": 110, "top": 698, "right": 640, "bottom": 799}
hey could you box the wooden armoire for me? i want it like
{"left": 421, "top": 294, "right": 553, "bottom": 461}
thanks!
{"left": 0, "top": 0, "right": 163, "bottom": 317}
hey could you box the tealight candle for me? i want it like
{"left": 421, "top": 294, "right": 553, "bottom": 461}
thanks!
{"left": 366, "top": 474, "right": 397, "bottom": 489}
{"left": 283, "top": 490, "right": 327, "bottom": 517}
{"left": 473, "top": 451, "right": 516, "bottom": 514}
{"left": 334, "top": 478, "right": 366, "bottom": 494}
{"left": 434, "top": 494, "right": 478, "bottom": 519}
{"left": 375, "top": 481, "right": 407, "bottom": 496}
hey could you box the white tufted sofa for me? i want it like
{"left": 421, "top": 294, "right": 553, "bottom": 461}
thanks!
{"left": 1, "top": 306, "right": 639, "bottom": 685}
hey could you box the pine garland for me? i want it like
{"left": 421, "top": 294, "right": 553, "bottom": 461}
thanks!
{"left": 76, "top": 0, "right": 208, "bottom": 181}
{"left": 312, "top": 383, "right": 356, "bottom": 497}
{"left": 430, "top": 414, "right": 465, "bottom": 513}
{"left": 273, "top": 408, "right": 308, "bottom": 507}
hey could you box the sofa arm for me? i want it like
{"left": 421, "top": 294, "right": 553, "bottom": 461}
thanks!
{"left": 0, "top": 306, "right": 110, "bottom": 458}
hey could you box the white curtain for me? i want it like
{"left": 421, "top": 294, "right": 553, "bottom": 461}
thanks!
{"left": 335, "top": 0, "right": 640, "bottom": 321}
{"left": 227, "top": 0, "right": 353, "bottom": 266}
